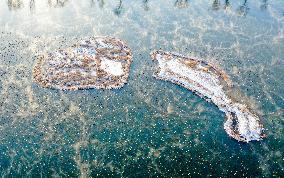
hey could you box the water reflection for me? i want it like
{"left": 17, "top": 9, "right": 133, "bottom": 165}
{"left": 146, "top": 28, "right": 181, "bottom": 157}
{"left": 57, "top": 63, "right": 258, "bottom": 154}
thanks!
{"left": 260, "top": 0, "right": 268, "bottom": 11}
{"left": 212, "top": 0, "right": 232, "bottom": 11}
{"left": 97, "top": 0, "right": 105, "bottom": 8}
{"left": 142, "top": 0, "right": 150, "bottom": 11}
{"left": 7, "top": 0, "right": 23, "bottom": 10}
{"left": 113, "top": 0, "right": 124, "bottom": 16}
{"left": 90, "top": 0, "right": 105, "bottom": 8}
{"left": 211, "top": 0, "right": 251, "bottom": 16}
{"left": 29, "top": 0, "right": 35, "bottom": 12}
{"left": 224, "top": 0, "right": 230, "bottom": 10}
{"left": 237, "top": 0, "right": 249, "bottom": 16}
{"left": 5, "top": 0, "right": 278, "bottom": 17}
{"left": 212, "top": 0, "right": 221, "bottom": 11}
{"left": 175, "top": 0, "right": 189, "bottom": 9}
{"left": 48, "top": 0, "right": 69, "bottom": 8}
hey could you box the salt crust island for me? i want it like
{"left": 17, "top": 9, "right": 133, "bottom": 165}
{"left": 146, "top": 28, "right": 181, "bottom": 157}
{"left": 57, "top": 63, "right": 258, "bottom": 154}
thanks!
{"left": 151, "top": 50, "right": 265, "bottom": 142}
{"left": 33, "top": 37, "right": 132, "bottom": 90}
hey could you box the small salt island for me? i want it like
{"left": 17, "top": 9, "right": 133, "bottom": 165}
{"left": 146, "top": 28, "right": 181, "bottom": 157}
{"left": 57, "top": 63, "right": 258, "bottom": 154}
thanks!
{"left": 151, "top": 50, "right": 265, "bottom": 142}
{"left": 33, "top": 37, "right": 132, "bottom": 90}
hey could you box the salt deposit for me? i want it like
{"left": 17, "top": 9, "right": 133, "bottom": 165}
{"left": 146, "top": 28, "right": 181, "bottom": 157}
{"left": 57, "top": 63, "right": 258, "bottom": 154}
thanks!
{"left": 33, "top": 37, "right": 132, "bottom": 90}
{"left": 151, "top": 50, "right": 265, "bottom": 142}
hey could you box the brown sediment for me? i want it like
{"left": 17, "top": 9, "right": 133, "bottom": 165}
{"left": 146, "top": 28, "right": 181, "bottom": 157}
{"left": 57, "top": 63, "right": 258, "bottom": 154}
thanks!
{"left": 33, "top": 37, "right": 132, "bottom": 90}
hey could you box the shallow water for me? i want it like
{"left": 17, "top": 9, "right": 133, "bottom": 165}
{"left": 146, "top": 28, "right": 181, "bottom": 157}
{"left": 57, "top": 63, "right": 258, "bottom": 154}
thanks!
{"left": 0, "top": 0, "right": 283, "bottom": 177}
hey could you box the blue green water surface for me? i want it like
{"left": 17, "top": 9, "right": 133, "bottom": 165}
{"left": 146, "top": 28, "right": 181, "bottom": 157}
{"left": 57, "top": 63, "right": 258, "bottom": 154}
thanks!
{"left": 0, "top": 0, "right": 283, "bottom": 177}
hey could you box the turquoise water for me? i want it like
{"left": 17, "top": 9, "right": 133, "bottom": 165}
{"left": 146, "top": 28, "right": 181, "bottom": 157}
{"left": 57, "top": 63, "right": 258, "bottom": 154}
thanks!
{"left": 0, "top": 0, "right": 283, "bottom": 177}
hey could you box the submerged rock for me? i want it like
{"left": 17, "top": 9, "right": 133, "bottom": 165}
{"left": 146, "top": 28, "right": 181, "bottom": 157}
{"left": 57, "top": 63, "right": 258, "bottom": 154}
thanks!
{"left": 151, "top": 50, "right": 265, "bottom": 142}
{"left": 33, "top": 37, "right": 132, "bottom": 90}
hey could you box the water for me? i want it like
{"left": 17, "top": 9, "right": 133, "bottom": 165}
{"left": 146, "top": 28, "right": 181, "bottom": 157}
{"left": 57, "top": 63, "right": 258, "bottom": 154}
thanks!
{"left": 0, "top": 0, "right": 283, "bottom": 177}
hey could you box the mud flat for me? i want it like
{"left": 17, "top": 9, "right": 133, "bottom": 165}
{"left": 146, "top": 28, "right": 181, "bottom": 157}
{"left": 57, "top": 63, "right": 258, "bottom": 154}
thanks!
{"left": 33, "top": 37, "right": 132, "bottom": 90}
{"left": 151, "top": 50, "right": 265, "bottom": 142}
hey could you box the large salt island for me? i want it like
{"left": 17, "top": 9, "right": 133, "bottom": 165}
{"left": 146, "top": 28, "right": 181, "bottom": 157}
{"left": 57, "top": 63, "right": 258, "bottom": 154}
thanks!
{"left": 151, "top": 50, "right": 265, "bottom": 142}
{"left": 33, "top": 37, "right": 132, "bottom": 90}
